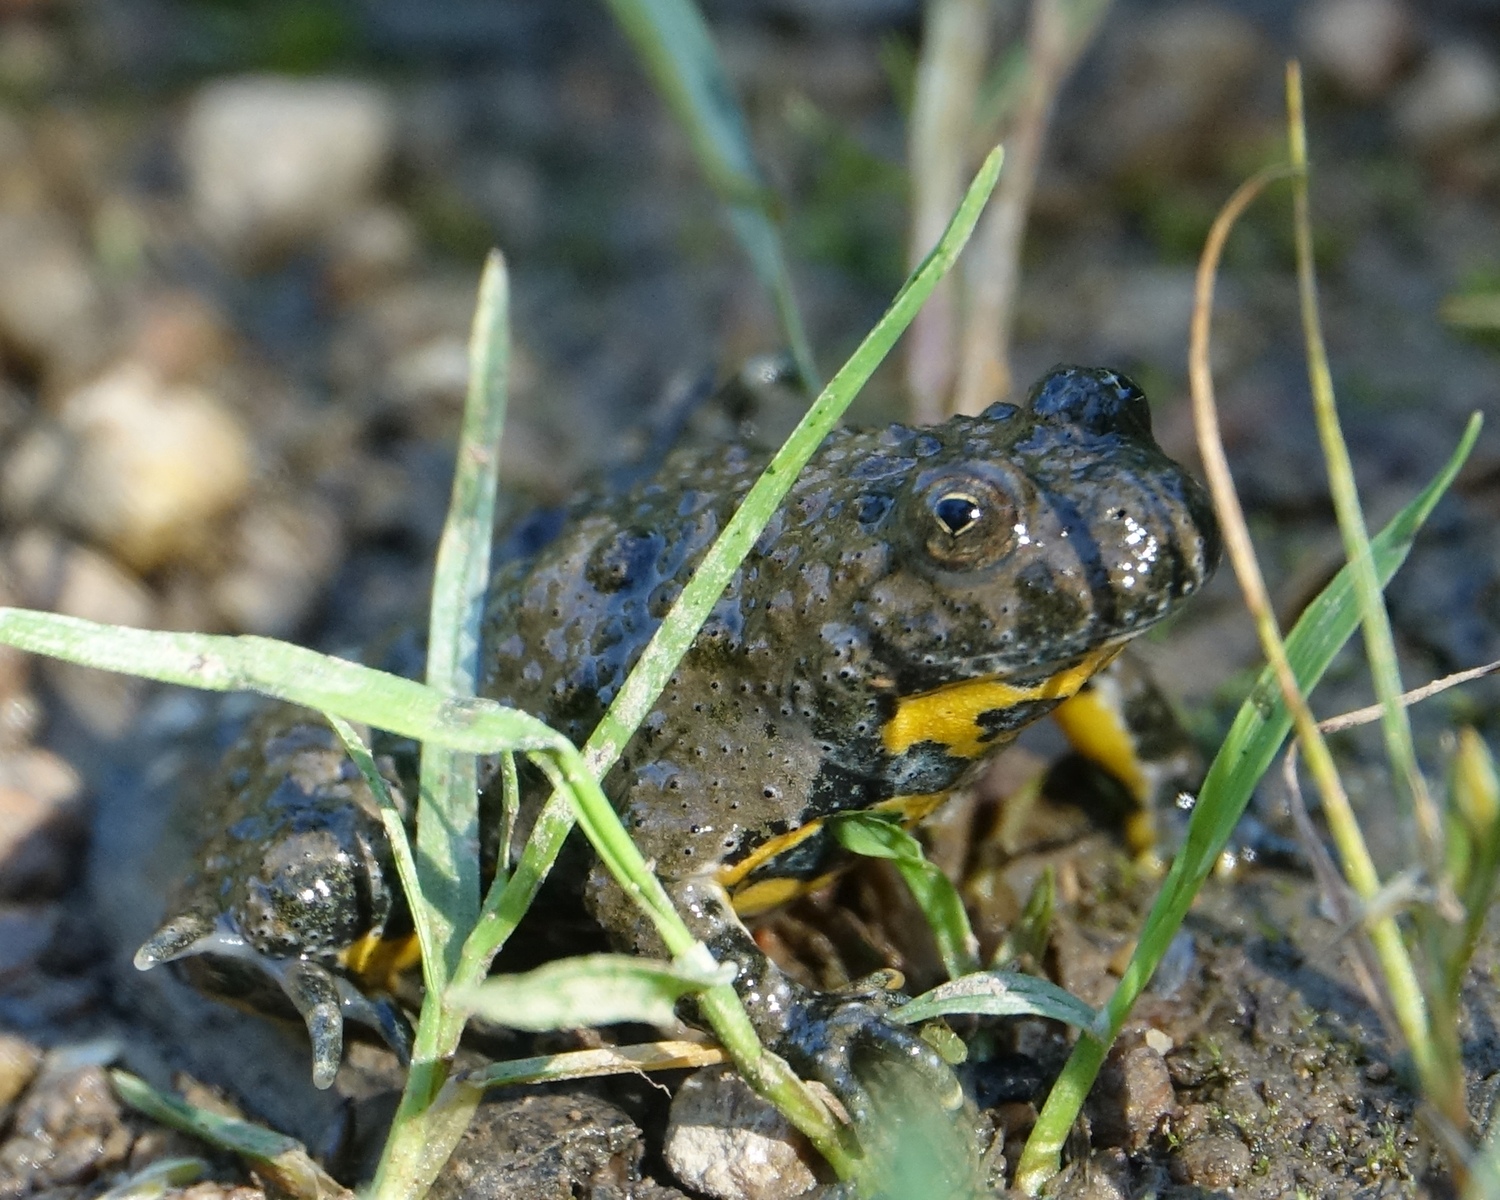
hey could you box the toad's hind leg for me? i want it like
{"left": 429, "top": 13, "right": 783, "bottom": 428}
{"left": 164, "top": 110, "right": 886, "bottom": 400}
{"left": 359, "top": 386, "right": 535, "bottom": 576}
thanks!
{"left": 1047, "top": 653, "right": 1204, "bottom": 857}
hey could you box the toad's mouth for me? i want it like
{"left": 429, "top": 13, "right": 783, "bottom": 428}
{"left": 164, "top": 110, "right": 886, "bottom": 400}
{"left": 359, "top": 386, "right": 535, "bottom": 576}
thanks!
{"left": 880, "top": 642, "right": 1124, "bottom": 760}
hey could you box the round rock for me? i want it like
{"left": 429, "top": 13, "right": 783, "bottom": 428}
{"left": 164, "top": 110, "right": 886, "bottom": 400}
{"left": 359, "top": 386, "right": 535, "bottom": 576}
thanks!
{"left": 1394, "top": 44, "right": 1500, "bottom": 153}
{"left": 45, "top": 360, "right": 253, "bottom": 572}
{"left": 181, "top": 75, "right": 395, "bottom": 258}
{"left": 664, "top": 1067, "right": 821, "bottom": 1200}
{"left": 1297, "top": 0, "right": 1415, "bottom": 101}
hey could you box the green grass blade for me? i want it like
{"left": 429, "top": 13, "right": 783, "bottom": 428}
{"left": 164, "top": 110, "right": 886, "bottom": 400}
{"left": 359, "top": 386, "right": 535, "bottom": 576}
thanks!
{"left": 453, "top": 954, "right": 732, "bottom": 1031}
{"left": 833, "top": 811, "right": 979, "bottom": 979}
{"left": 603, "top": 0, "right": 819, "bottom": 391}
{"left": 418, "top": 249, "right": 510, "bottom": 984}
{"left": 896, "top": 971, "right": 1102, "bottom": 1033}
{"left": 1015, "top": 413, "right": 1482, "bottom": 1193}
{"left": 462, "top": 144, "right": 1004, "bottom": 987}
{"left": 325, "top": 715, "right": 439, "bottom": 993}
{"left": 111, "top": 1071, "right": 350, "bottom": 1200}
{"left": 461, "top": 1041, "right": 724, "bottom": 1091}
{"left": 0, "top": 613, "right": 569, "bottom": 753}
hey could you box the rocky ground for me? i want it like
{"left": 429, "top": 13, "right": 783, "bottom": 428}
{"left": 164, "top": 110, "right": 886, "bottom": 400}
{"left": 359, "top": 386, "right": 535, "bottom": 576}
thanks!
{"left": 0, "top": 0, "right": 1498, "bottom": 1197}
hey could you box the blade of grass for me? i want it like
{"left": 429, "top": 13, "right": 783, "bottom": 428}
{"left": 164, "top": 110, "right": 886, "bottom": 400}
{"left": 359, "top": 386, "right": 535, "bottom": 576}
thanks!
{"left": 417, "top": 248, "right": 510, "bottom": 989}
{"left": 455, "top": 145, "right": 1005, "bottom": 990}
{"left": 1287, "top": 62, "right": 1444, "bottom": 892}
{"left": 0, "top": 614, "right": 564, "bottom": 750}
{"left": 325, "top": 715, "right": 438, "bottom": 991}
{"left": 460, "top": 1040, "right": 725, "bottom": 1091}
{"left": 896, "top": 971, "right": 1102, "bottom": 1032}
{"left": 832, "top": 811, "right": 979, "bottom": 979}
{"left": 111, "top": 1071, "right": 350, "bottom": 1200}
{"left": 453, "top": 954, "right": 732, "bottom": 1030}
{"left": 605, "top": 0, "right": 819, "bottom": 392}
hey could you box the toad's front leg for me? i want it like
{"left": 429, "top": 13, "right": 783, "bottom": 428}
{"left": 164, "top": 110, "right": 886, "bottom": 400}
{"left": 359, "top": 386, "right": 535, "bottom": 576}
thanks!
{"left": 590, "top": 861, "right": 965, "bottom": 1128}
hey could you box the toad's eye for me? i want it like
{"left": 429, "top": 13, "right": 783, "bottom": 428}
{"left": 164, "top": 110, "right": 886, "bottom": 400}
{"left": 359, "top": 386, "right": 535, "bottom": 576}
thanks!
{"left": 920, "top": 475, "right": 1017, "bottom": 569}
{"left": 933, "top": 492, "right": 983, "bottom": 536}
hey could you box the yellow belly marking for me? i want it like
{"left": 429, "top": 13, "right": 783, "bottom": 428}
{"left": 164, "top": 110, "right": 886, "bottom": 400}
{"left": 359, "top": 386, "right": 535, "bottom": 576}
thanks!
{"left": 881, "top": 645, "right": 1121, "bottom": 759}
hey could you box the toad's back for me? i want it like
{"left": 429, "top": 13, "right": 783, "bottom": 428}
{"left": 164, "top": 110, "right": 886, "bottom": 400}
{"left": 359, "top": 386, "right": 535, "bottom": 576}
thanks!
{"left": 482, "top": 365, "right": 1220, "bottom": 904}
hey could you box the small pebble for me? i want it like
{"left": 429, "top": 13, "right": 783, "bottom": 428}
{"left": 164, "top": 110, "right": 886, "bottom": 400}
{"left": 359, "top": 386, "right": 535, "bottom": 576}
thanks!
{"left": 1298, "top": 0, "right": 1415, "bottom": 101}
{"left": 664, "top": 1066, "right": 821, "bottom": 1200}
{"left": 1393, "top": 43, "right": 1500, "bottom": 153}
{"left": 0, "top": 750, "right": 86, "bottom": 898}
{"left": 0, "top": 1062, "right": 132, "bottom": 1193}
{"left": 182, "top": 76, "right": 395, "bottom": 258}
{"left": 209, "top": 497, "right": 344, "bottom": 637}
{"left": 1091, "top": 1043, "right": 1175, "bottom": 1152}
{"left": 1170, "top": 1130, "right": 1252, "bottom": 1189}
{"left": 0, "top": 1032, "right": 41, "bottom": 1113}
{"left": 47, "top": 360, "right": 253, "bottom": 572}
{"left": 0, "top": 212, "right": 105, "bottom": 386}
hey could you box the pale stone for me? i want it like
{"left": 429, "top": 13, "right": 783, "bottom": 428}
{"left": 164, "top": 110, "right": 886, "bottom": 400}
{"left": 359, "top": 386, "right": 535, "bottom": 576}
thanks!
{"left": 209, "top": 497, "right": 343, "bottom": 637}
{"left": 1394, "top": 44, "right": 1500, "bottom": 152}
{"left": 1298, "top": 0, "right": 1415, "bottom": 101}
{"left": 664, "top": 1067, "right": 820, "bottom": 1200}
{"left": 182, "top": 76, "right": 395, "bottom": 257}
{"left": 0, "top": 213, "right": 103, "bottom": 379}
{"left": 49, "top": 361, "right": 253, "bottom": 572}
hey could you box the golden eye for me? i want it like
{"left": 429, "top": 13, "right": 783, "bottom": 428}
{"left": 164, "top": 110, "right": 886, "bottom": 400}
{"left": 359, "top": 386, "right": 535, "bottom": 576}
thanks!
{"left": 919, "top": 476, "right": 1017, "bottom": 569}
{"left": 933, "top": 491, "right": 983, "bottom": 536}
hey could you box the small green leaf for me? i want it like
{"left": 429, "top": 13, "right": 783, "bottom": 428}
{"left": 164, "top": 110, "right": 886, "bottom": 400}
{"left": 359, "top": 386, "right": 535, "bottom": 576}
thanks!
{"left": 896, "top": 971, "right": 1104, "bottom": 1037}
{"left": 992, "top": 865, "right": 1055, "bottom": 969}
{"left": 832, "top": 811, "right": 980, "bottom": 979}
{"left": 452, "top": 954, "right": 734, "bottom": 1032}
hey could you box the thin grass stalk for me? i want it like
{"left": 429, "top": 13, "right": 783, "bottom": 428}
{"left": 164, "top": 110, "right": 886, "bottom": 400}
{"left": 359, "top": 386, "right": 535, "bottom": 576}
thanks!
{"left": 1184, "top": 151, "right": 1441, "bottom": 1096}
{"left": 416, "top": 249, "right": 510, "bottom": 987}
{"left": 952, "top": 0, "right": 1109, "bottom": 414}
{"left": 604, "top": 0, "right": 820, "bottom": 392}
{"left": 374, "top": 251, "right": 511, "bottom": 1198}
{"left": 905, "top": 0, "right": 991, "bottom": 422}
{"left": 1287, "top": 64, "right": 1442, "bottom": 881}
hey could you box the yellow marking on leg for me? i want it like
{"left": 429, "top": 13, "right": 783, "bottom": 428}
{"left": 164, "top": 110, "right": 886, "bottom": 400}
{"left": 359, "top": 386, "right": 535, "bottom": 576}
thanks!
{"left": 339, "top": 931, "right": 422, "bottom": 993}
{"left": 717, "top": 818, "right": 826, "bottom": 890}
{"left": 1049, "top": 682, "right": 1150, "bottom": 806}
{"left": 881, "top": 646, "right": 1121, "bottom": 759}
{"left": 723, "top": 792, "right": 954, "bottom": 916}
{"left": 869, "top": 790, "right": 951, "bottom": 823}
{"left": 731, "top": 875, "right": 818, "bottom": 917}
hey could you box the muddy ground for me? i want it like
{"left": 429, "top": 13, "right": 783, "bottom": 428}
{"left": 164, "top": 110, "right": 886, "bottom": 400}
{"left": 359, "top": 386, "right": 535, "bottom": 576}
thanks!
{"left": 1, "top": 1, "right": 1499, "bottom": 1197}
